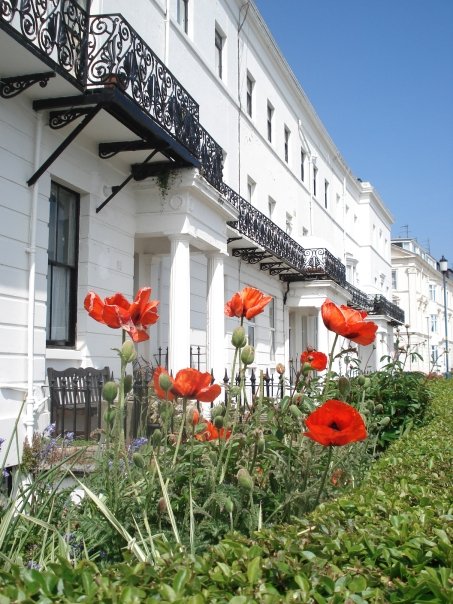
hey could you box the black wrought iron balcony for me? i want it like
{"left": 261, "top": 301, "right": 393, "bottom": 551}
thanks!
{"left": 371, "top": 295, "right": 405, "bottom": 325}
{"left": 302, "top": 248, "right": 346, "bottom": 285}
{"left": 344, "top": 283, "right": 374, "bottom": 312}
{"left": 86, "top": 14, "right": 200, "bottom": 153}
{"left": 227, "top": 196, "right": 306, "bottom": 275}
{"left": 1, "top": 0, "right": 89, "bottom": 85}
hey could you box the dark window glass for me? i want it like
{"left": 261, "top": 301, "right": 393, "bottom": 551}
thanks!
{"left": 46, "top": 182, "right": 79, "bottom": 347}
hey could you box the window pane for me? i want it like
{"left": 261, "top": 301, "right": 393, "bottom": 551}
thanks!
{"left": 47, "top": 265, "right": 71, "bottom": 343}
{"left": 56, "top": 186, "right": 77, "bottom": 266}
{"left": 48, "top": 185, "right": 57, "bottom": 262}
{"left": 47, "top": 182, "right": 79, "bottom": 347}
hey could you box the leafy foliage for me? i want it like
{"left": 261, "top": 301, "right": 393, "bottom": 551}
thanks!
{"left": 0, "top": 379, "right": 451, "bottom": 602}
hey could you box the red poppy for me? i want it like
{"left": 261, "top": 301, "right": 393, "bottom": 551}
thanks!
{"left": 321, "top": 299, "right": 378, "bottom": 346}
{"left": 153, "top": 367, "right": 221, "bottom": 402}
{"left": 195, "top": 420, "right": 231, "bottom": 441}
{"left": 303, "top": 399, "right": 367, "bottom": 446}
{"left": 300, "top": 350, "right": 328, "bottom": 371}
{"left": 225, "top": 287, "right": 272, "bottom": 320}
{"left": 172, "top": 368, "right": 221, "bottom": 402}
{"left": 84, "top": 288, "right": 159, "bottom": 343}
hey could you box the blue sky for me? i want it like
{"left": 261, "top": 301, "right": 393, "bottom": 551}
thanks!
{"left": 254, "top": 0, "right": 453, "bottom": 266}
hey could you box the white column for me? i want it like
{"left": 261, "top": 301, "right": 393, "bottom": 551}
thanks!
{"left": 206, "top": 252, "right": 225, "bottom": 383}
{"left": 168, "top": 235, "right": 191, "bottom": 373}
{"left": 316, "top": 308, "right": 331, "bottom": 356}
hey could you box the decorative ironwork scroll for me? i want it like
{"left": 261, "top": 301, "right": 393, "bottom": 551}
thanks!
{"left": 1, "top": 0, "right": 89, "bottom": 82}
{"left": 0, "top": 71, "right": 55, "bottom": 98}
{"left": 197, "top": 123, "right": 223, "bottom": 190}
{"left": 86, "top": 14, "right": 200, "bottom": 154}
{"left": 302, "top": 248, "right": 346, "bottom": 285}
{"left": 228, "top": 197, "right": 307, "bottom": 275}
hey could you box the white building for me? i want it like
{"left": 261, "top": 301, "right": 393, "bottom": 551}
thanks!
{"left": 0, "top": 0, "right": 404, "bottom": 467}
{"left": 391, "top": 239, "right": 452, "bottom": 374}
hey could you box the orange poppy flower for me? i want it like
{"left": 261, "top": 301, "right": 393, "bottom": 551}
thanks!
{"left": 153, "top": 368, "right": 221, "bottom": 402}
{"left": 303, "top": 399, "right": 367, "bottom": 446}
{"left": 300, "top": 350, "right": 328, "bottom": 371}
{"left": 321, "top": 299, "right": 378, "bottom": 346}
{"left": 195, "top": 420, "right": 231, "bottom": 441}
{"left": 172, "top": 368, "right": 221, "bottom": 402}
{"left": 225, "top": 287, "right": 272, "bottom": 320}
{"left": 84, "top": 288, "right": 159, "bottom": 342}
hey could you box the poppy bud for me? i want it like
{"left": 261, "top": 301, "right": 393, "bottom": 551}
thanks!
{"left": 158, "top": 372, "right": 173, "bottom": 393}
{"left": 224, "top": 498, "right": 234, "bottom": 513}
{"left": 120, "top": 340, "right": 137, "bottom": 364}
{"left": 375, "top": 403, "right": 384, "bottom": 413}
{"left": 231, "top": 326, "right": 247, "bottom": 348}
{"left": 123, "top": 374, "right": 133, "bottom": 395}
{"left": 102, "top": 381, "right": 118, "bottom": 403}
{"left": 157, "top": 497, "right": 167, "bottom": 514}
{"left": 289, "top": 404, "right": 303, "bottom": 419}
{"left": 241, "top": 345, "right": 255, "bottom": 366}
{"left": 214, "top": 415, "right": 224, "bottom": 429}
{"left": 338, "top": 376, "right": 351, "bottom": 398}
{"left": 132, "top": 452, "right": 145, "bottom": 469}
{"left": 151, "top": 429, "right": 162, "bottom": 447}
{"left": 237, "top": 468, "right": 253, "bottom": 491}
{"left": 364, "top": 377, "right": 371, "bottom": 389}
{"left": 357, "top": 376, "right": 366, "bottom": 386}
{"left": 276, "top": 363, "right": 285, "bottom": 375}
{"left": 379, "top": 417, "right": 391, "bottom": 428}
{"left": 212, "top": 405, "right": 226, "bottom": 418}
{"left": 257, "top": 437, "right": 265, "bottom": 453}
{"left": 302, "top": 362, "right": 312, "bottom": 375}
{"left": 188, "top": 408, "right": 200, "bottom": 426}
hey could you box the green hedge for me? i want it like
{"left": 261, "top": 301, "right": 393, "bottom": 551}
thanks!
{"left": 1, "top": 380, "right": 452, "bottom": 603}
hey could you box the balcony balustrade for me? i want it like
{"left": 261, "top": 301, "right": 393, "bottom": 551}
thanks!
{"left": 345, "top": 283, "right": 374, "bottom": 312}
{"left": 1, "top": 3, "right": 403, "bottom": 325}
{"left": 1, "top": 0, "right": 89, "bottom": 84}
{"left": 302, "top": 248, "right": 346, "bottom": 285}
{"left": 371, "top": 295, "right": 405, "bottom": 324}
{"left": 227, "top": 198, "right": 306, "bottom": 275}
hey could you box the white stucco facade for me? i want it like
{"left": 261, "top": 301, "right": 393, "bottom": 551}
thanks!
{"left": 391, "top": 240, "right": 452, "bottom": 375}
{"left": 0, "top": 0, "right": 404, "bottom": 467}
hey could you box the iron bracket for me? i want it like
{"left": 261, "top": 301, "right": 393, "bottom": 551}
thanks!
{"left": 0, "top": 72, "right": 55, "bottom": 99}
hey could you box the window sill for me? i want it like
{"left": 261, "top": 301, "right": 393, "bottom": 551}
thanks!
{"left": 46, "top": 348, "right": 82, "bottom": 361}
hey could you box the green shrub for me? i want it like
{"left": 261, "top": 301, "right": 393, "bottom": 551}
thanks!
{"left": 0, "top": 380, "right": 451, "bottom": 603}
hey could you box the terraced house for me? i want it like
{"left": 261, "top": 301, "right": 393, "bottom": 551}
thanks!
{"left": 0, "top": 0, "right": 404, "bottom": 468}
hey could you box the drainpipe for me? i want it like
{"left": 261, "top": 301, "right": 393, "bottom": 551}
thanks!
{"left": 164, "top": 0, "right": 170, "bottom": 64}
{"left": 25, "top": 113, "right": 43, "bottom": 445}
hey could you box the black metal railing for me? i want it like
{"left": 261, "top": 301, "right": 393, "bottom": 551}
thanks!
{"left": 344, "top": 282, "right": 374, "bottom": 311}
{"left": 1, "top": 0, "right": 89, "bottom": 84}
{"left": 371, "top": 295, "right": 405, "bottom": 324}
{"left": 86, "top": 14, "right": 200, "bottom": 153}
{"left": 227, "top": 198, "right": 306, "bottom": 275}
{"left": 302, "top": 248, "right": 346, "bottom": 285}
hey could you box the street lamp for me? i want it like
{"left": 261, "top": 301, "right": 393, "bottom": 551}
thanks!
{"left": 439, "top": 255, "right": 449, "bottom": 376}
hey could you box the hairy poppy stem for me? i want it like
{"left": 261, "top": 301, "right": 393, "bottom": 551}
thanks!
{"left": 321, "top": 334, "right": 339, "bottom": 400}
{"left": 314, "top": 445, "right": 333, "bottom": 508}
